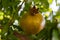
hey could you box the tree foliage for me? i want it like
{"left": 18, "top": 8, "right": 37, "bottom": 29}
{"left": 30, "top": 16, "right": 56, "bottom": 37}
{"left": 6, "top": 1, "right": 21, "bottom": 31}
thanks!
{"left": 0, "top": 0, "right": 60, "bottom": 40}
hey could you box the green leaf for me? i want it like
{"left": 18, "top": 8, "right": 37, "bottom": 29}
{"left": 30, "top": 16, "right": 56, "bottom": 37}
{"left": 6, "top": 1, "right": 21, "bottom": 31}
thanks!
{"left": 48, "top": 0, "right": 53, "bottom": 4}
{"left": 33, "top": 0, "right": 40, "bottom": 2}
{"left": 7, "top": 34, "right": 19, "bottom": 40}
{"left": 20, "top": 2, "right": 31, "bottom": 16}
{"left": 56, "top": 8, "right": 60, "bottom": 16}
{"left": 52, "top": 29, "right": 59, "bottom": 40}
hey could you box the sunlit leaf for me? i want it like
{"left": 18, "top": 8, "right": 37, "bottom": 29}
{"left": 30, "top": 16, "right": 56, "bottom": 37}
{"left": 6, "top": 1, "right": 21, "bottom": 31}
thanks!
{"left": 0, "top": 29, "right": 1, "bottom": 33}
{"left": 0, "top": 11, "right": 4, "bottom": 16}
{"left": 0, "top": 16, "right": 4, "bottom": 20}
{"left": 48, "top": 0, "right": 53, "bottom": 4}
